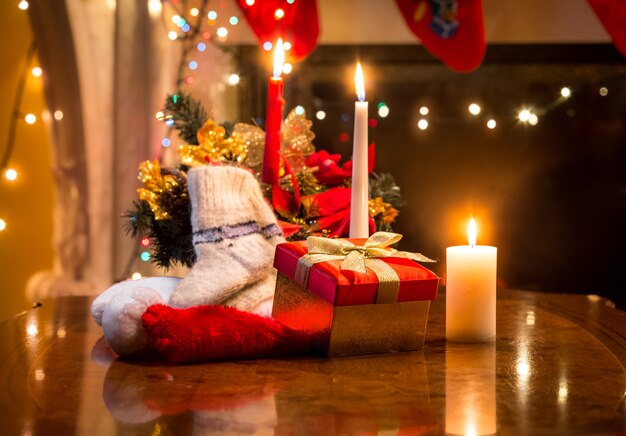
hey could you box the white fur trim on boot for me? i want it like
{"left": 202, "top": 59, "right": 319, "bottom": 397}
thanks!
{"left": 91, "top": 277, "right": 181, "bottom": 326}
{"left": 101, "top": 287, "right": 166, "bottom": 356}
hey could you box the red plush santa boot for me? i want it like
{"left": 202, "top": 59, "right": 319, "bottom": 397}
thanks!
{"left": 142, "top": 304, "right": 317, "bottom": 363}
{"left": 395, "top": 0, "right": 486, "bottom": 72}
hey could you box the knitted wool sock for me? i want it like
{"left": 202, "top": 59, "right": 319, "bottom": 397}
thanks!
{"left": 169, "top": 166, "right": 284, "bottom": 309}
{"left": 142, "top": 304, "right": 316, "bottom": 363}
{"left": 222, "top": 270, "right": 277, "bottom": 316}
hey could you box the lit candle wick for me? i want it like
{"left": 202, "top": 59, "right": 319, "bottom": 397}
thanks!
{"left": 468, "top": 218, "right": 477, "bottom": 247}
{"left": 273, "top": 38, "right": 284, "bottom": 78}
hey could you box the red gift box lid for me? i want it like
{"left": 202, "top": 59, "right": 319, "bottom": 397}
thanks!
{"left": 273, "top": 239, "right": 439, "bottom": 306}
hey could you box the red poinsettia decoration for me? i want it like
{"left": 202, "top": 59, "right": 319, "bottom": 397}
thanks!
{"left": 306, "top": 144, "right": 376, "bottom": 185}
{"left": 302, "top": 187, "right": 376, "bottom": 237}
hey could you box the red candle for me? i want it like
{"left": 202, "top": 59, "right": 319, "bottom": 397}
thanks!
{"left": 262, "top": 38, "right": 285, "bottom": 185}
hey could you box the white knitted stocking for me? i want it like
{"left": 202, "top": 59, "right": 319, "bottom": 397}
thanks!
{"left": 169, "top": 165, "right": 284, "bottom": 311}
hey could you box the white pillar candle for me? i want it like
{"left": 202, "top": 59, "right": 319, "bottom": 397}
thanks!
{"left": 349, "top": 63, "right": 369, "bottom": 238}
{"left": 446, "top": 219, "right": 497, "bottom": 342}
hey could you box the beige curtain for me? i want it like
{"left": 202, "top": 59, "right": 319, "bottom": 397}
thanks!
{"left": 24, "top": 0, "right": 191, "bottom": 299}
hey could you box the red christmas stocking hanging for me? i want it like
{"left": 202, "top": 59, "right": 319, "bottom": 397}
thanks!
{"left": 586, "top": 0, "right": 626, "bottom": 57}
{"left": 236, "top": 0, "right": 319, "bottom": 61}
{"left": 395, "top": 0, "right": 486, "bottom": 72}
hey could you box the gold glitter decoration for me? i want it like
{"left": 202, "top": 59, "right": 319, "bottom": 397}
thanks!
{"left": 230, "top": 122, "right": 265, "bottom": 168}
{"left": 281, "top": 108, "right": 316, "bottom": 172}
{"left": 179, "top": 120, "right": 250, "bottom": 166}
{"left": 137, "top": 160, "right": 180, "bottom": 220}
{"left": 369, "top": 197, "right": 399, "bottom": 225}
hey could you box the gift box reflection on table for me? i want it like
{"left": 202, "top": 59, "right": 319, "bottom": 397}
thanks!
{"left": 445, "top": 343, "right": 496, "bottom": 435}
{"left": 100, "top": 350, "right": 436, "bottom": 434}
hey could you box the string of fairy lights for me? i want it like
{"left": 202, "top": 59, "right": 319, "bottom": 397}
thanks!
{"left": 1, "top": 0, "right": 616, "bottom": 259}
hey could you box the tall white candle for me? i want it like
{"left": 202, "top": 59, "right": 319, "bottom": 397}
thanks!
{"left": 446, "top": 218, "right": 497, "bottom": 342}
{"left": 349, "top": 63, "right": 369, "bottom": 238}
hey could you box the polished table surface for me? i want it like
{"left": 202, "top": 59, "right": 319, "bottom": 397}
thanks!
{"left": 0, "top": 290, "right": 625, "bottom": 435}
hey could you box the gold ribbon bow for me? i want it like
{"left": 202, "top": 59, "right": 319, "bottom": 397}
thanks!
{"left": 295, "top": 232, "right": 435, "bottom": 304}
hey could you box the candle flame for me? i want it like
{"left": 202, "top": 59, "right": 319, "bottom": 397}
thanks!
{"left": 355, "top": 63, "right": 365, "bottom": 102}
{"left": 273, "top": 38, "right": 284, "bottom": 78}
{"left": 468, "top": 218, "right": 477, "bottom": 247}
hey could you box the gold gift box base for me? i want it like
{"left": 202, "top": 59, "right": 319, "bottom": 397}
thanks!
{"left": 272, "top": 272, "right": 431, "bottom": 357}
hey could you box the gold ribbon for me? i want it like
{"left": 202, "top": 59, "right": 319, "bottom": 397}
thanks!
{"left": 294, "top": 232, "right": 435, "bottom": 304}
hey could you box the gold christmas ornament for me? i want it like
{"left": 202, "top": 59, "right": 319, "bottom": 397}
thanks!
{"left": 179, "top": 120, "right": 251, "bottom": 166}
{"left": 137, "top": 160, "right": 180, "bottom": 220}
{"left": 369, "top": 197, "right": 398, "bottom": 225}
{"left": 281, "top": 108, "right": 316, "bottom": 173}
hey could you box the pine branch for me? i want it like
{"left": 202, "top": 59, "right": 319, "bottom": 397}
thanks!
{"left": 369, "top": 172, "right": 406, "bottom": 209}
{"left": 163, "top": 92, "right": 208, "bottom": 145}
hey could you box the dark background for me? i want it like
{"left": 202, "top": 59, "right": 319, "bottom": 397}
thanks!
{"left": 236, "top": 44, "right": 626, "bottom": 309}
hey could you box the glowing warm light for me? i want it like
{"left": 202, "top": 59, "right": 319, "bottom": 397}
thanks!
{"left": 24, "top": 113, "right": 36, "bottom": 124}
{"left": 526, "top": 310, "right": 535, "bottom": 326}
{"left": 155, "top": 111, "right": 164, "bottom": 120}
{"left": 516, "top": 360, "right": 530, "bottom": 379}
{"left": 560, "top": 87, "right": 571, "bottom": 98}
{"left": 31, "top": 66, "right": 42, "bottom": 77}
{"left": 190, "top": 7, "right": 199, "bottom": 17}
{"left": 518, "top": 109, "right": 531, "bottom": 123}
{"left": 468, "top": 103, "right": 481, "bottom": 115}
{"left": 53, "top": 110, "right": 63, "bottom": 121}
{"left": 355, "top": 63, "right": 365, "bottom": 102}
{"left": 486, "top": 119, "right": 496, "bottom": 129}
{"left": 34, "top": 369, "right": 45, "bottom": 381}
{"left": 417, "top": 119, "right": 428, "bottom": 130}
{"left": 245, "top": 0, "right": 255, "bottom": 5}
{"left": 468, "top": 218, "right": 477, "bottom": 246}
{"left": 140, "top": 236, "right": 151, "bottom": 247}
{"left": 283, "top": 41, "right": 292, "bottom": 51}
{"left": 148, "top": 0, "right": 162, "bottom": 16}
{"left": 378, "top": 105, "right": 390, "bottom": 118}
{"left": 419, "top": 106, "right": 429, "bottom": 116}
{"left": 216, "top": 27, "right": 228, "bottom": 41}
{"left": 528, "top": 113, "right": 538, "bottom": 126}
{"left": 282, "top": 62, "right": 292, "bottom": 74}
{"left": 131, "top": 272, "right": 142, "bottom": 280}
{"left": 272, "top": 38, "right": 284, "bottom": 78}
{"left": 315, "top": 110, "right": 326, "bottom": 120}
{"left": 171, "top": 15, "right": 181, "bottom": 24}
{"left": 56, "top": 326, "right": 66, "bottom": 338}
{"left": 0, "top": 219, "right": 6, "bottom": 231}
{"left": 558, "top": 380, "right": 568, "bottom": 404}
{"left": 274, "top": 8, "right": 285, "bottom": 19}
{"left": 5, "top": 168, "right": 17, "bottom": 181}
{"left": 26, "top": 323, "right": 38, "bottom": 336}
{"left": 599, "top": 87, "right": 608, "bottom": 96}
{"left": 227, "top": 73, "right": 240, "bottom": 85}
{"left": 18, "top": 0, "right": 29, "bottom": 10}
{"left": 168, "top": 31, "right": 178, "bottom": 41}
{"left": 465, "top": 423, "right": 477, "bottom": 436}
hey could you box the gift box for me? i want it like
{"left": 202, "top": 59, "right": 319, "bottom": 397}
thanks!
{"left": 271, "top": 232, "right": 439, "bottom": 357}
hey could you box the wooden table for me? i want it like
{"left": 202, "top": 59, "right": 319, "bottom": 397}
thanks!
{"left": 0, "top": 290, "right": 625, "bottom": 435}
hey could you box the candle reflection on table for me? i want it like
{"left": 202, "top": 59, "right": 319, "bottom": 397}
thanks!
{"left": 445, "top": 343, "right": 496, "bottom": 435}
